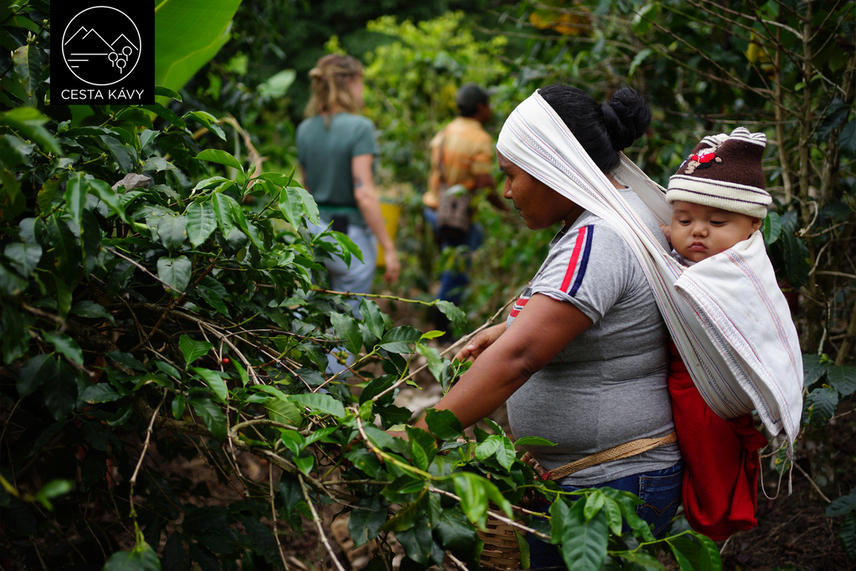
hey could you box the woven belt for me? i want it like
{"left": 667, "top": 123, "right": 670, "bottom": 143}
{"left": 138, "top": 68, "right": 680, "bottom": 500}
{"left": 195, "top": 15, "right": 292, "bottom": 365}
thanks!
{"left": 522, "top": 432, "right": 678, "bottom": 481}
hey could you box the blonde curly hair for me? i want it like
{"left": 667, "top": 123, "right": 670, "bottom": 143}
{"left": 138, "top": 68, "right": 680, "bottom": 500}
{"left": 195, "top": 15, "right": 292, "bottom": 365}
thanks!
{"left": 304, "top": 54, "right": 364, "bottom": 122}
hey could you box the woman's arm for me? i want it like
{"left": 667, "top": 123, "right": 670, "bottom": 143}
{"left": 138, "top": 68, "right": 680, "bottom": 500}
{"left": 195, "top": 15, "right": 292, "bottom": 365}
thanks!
{"left": 351, "top": 154, "right": 401, "bottom": 282}
{"left": 415, "top": 293, "right": 593, "bottom": 432}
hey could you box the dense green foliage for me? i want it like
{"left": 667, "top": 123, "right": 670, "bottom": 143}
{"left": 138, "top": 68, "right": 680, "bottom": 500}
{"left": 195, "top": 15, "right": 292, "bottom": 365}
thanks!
{"left": 1, "top": 0, "right": 855, "bottom": 569}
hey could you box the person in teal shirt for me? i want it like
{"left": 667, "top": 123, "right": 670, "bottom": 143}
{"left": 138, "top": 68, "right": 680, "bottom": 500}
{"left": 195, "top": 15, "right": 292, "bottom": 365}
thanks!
{"left": 297, "top": 54, "right": 400, "bottom": 318}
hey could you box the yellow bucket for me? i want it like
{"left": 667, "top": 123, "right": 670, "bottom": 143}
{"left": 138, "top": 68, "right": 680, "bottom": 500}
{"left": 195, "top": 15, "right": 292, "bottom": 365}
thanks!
{"left": 377, "top": 201, "right": 402, "bottom": 267}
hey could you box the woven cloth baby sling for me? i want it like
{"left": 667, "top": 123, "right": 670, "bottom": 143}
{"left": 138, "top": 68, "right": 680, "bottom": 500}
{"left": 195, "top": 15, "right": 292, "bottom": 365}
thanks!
{"left": 496, "top": 92, "right": 804, "bottom": 447}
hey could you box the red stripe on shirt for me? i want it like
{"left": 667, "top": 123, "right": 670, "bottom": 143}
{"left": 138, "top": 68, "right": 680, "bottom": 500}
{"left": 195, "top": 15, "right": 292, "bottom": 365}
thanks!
{"left": 509, "top": 297, "right": 529, "bottom": 318}
{"left": 560, "top": 226, "right": 588, "bottom": 292}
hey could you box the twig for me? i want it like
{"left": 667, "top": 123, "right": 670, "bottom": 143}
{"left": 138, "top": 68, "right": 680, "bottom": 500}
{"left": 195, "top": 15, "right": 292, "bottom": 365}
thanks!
{"left": 428, "top": 485, "right": 549, "bottom": 541}
{"left": 129, "top": 391, "right": 166, "bottom": 515}
{"left": 129, "top": 259, "right": 218, "bottom": 353}
{"left": 1, "top": 398, "right": 20, "bottom": 444}
{"left": 105, "top": 246, "right": 175, "bottom": 293}
{"left": 269, "top": 463, "right": 291, "bottom": 571}
{"left": 171, "top": 308, "right": 263, "bottom": 384}
{"left": 231, "top": 418, "right": 301, "bottom": 434}
{"left": 298, "top": 473, "right": 347, "bottom": 571}
{"left": 793, "top": 459, "right": 831, "bottom": 503}
{"left": 447, "top": 552, "right": 472, "bottom": 571}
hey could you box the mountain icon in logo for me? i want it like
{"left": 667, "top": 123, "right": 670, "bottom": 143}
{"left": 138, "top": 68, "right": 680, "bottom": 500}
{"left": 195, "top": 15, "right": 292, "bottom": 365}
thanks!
{"left": 61, "top": 6, "right": 142, "bottom": 87}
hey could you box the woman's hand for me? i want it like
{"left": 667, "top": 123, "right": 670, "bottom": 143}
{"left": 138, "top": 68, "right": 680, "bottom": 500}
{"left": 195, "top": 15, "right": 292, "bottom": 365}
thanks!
{"left": 383, "top": 249, "right": 401, "bottom": 283}
{"left": 454, "top": 323, "right": 506, "bottom": 362}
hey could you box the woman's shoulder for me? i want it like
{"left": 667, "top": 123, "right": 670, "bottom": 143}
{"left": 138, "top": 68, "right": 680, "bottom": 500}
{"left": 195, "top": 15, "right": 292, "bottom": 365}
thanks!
{"left": 564, "top": 211, "right": 622, "bottom": 239}
{"left": 333, "top": 113, "right": 376, "bottom": 129}
{"left": 552, "top": 213, "right": 638, "bottom": 265}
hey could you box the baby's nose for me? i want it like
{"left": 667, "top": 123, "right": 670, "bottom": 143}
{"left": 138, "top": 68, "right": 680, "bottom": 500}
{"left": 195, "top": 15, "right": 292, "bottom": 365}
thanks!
{"left": 692, "top": 224, "right": 707, "bottom": 236}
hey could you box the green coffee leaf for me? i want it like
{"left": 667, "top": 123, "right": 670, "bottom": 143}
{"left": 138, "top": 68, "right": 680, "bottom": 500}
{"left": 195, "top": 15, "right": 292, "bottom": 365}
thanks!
{"left": 103, "top": 541, "right": 161, "bottom": 571}
{"left": 279, "top": 186, "right": 306, "bottom": 229}
{"left": 197, "top": 149, "right": 243, "bottom": 172}
{"left": 667, "top": 533, "right": 721, "bottom": 571}
{"left": 186, "top": 110, "right": 225, "bottom": 140}
{"left": 359, "top": 299, "right": 386, "bottom": 340}
{"left": 0, "top": 107, "right": 60, "bottom": 155}
{"left": 803, "top": 386, "right": 839, "bottom": 428}
{"left": 79, "top": 383, "right": 124, "bottom": 404}
{"left": 515, "top": 436, "right": 556, "bottom": 447}
{"left": 382, "top": 489, "right": 428, "bottom": 532}
{"left": 33, "top": 479, "right": 73, "bottom": 510}
{"left": 840, "top": 119, "right": 856, "bottom": 156}
{"left": 157, "top": 215, "right": 187, "bottom": 251}
{"left": 99, "top": 135, "right": 137, "bottom": 173}
{"left": 4, "top": 242, "right": 42, "bottom": 277}
{"left": 89, "top": 179, "right": 131, "bottom": 224}
{"left": 17, "top": 354, "right": 58, "bottom": 397}
{"left": 294, "top": 454, "right": 314, "bottom": 475}
{"left": 163, "top": 533, "right": 190, "bottom": 571}
{"left": 186, "top": 201, "right": 217, "bottom": 246}
{"left": 436, "top": 508, "right": 479, "bottom": 552}
{"left": 395, "top": 518, "right": 443, "bottom": 566}
{"left": 559, "top": 499, "right": 608, "bottom": 571}
{"left": 826, "top": 489, "right": 856, "bottom": 517}
{"left": 781, "top": 230, "right": 810, "bottom": 287}
{"left": 330, "top": 312, "right": 362, "bottom": 355}
{"left": 584, "top": 491, "right": 606, "bottom": 522}
{"left": 43, "top": 363, "right": 77, "bottom": 420}
{"left": 45, "top": 214, "right": 81, "bottom": 279}
{"left": 603, "top": 497, "right": 623, "bottom": 536}
{"left": 157, "top": 255, "right": 192, "bottom": 294}
{"left": 212, "top": 192, "right": 235, "bottom": 237}
{"left": 265, "top": 396, "right": 303, "bottom": 427}
{"left": 424, "top": 409, "right": 463, "bottom": 441}
{"left": 828, "top": 364, "right": 856, "bottom": 396}
{"left": 453, "top": 472, "right": 488, "bottom": 528}
{"left": 803, "top": 354, "right": 829, "bottom": 388}
{"left": 331, "top": 231, "right": 359, "bottom": 266}
{"left": 475, "top": 435, "right": 500, "bottom": 460}
{"left": 192, "top": 367, "right": 229, "bottom": 404}
{"left": 415, "top": 343, "right": 445, "bottom": 382}
{"left": 762, "top": 212, "right": 782, "bottom": 245}
{"left": 290, "top": 393, "right": 346, "bottom": 418}
{"left": 349, "top": 496, "right": 387, "bottom": 548}
{"left": 379, "top": 326, "right": 422, "bottom": 354}
{"left": 43, "top": 331, "right": 83, "bottom": 366}
{"left": 178, "top": 335, "right": 213, "bottom": 368}
{"left": 63, "top": 176, "right": 87, "bottom": 228}
{"left": 841, "top": 512, "right": 856, "bottom": 561}
{"left": 12, "top": 45, "right": 40, "bottom": 97}
{"left": 142, "top": 103, "right": 186, "bottom": 129}
{"left": 189, "top": 399, "right": 227, "bottom": 441}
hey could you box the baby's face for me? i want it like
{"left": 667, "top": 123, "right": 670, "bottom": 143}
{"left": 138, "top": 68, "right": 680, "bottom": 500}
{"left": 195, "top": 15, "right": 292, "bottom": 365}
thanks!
{"left": 670, "top": 201, "right": 762, "bottom": 263}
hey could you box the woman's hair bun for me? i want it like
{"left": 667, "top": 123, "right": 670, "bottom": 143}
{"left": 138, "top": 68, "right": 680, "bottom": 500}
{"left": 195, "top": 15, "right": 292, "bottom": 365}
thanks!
{"left": 601, "top": 87, "right": 651, "bottom": 151}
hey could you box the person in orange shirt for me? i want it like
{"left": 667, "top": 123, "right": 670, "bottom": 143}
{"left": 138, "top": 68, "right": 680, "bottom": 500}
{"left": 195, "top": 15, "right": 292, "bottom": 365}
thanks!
{"left": 423, "top": 83, "right": 507, "bottom": 337}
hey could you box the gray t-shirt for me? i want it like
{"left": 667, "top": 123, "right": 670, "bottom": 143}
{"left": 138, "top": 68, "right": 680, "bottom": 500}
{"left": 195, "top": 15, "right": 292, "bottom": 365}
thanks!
{"left": 506, "top": 188, "right": 680, "bottom": 486}
{"left": 296, "top": 112, "right": 378, "bottom": 227}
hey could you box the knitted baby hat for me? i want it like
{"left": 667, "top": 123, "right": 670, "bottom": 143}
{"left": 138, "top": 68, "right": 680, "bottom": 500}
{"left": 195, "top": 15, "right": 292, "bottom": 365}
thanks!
{"left": 666, "top": 127, "right": 771, "bottom": 218}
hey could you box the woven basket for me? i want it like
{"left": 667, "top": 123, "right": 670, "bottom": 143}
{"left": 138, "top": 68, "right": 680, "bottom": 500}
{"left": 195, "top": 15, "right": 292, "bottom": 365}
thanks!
{"left": 479, "top": 510, "right": 522, "bottom": 570}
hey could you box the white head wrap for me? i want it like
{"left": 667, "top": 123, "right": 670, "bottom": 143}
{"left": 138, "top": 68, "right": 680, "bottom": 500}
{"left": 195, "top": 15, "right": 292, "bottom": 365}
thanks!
{"left": 496, "top": 91, "right": 803, "bottom": 446}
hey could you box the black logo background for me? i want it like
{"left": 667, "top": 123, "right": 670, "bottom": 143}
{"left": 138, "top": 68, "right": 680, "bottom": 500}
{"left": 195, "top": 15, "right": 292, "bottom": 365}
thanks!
{"left": 51, "top": 1, "right": 154, "bottom": 105}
